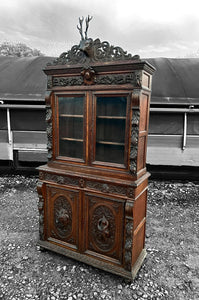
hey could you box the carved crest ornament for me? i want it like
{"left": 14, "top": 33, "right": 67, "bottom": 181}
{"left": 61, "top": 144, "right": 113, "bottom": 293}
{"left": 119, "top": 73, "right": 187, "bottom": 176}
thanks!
{"left": 48, "top": 16, "right": 140, "bottom": 66}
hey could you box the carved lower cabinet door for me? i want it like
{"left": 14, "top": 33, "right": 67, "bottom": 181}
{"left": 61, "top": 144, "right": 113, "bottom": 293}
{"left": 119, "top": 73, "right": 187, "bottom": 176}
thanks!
{"left": 84, "top": 193, "right": 125, "bottom": 265}
{"left": 46, "top": 185, "right": 79, "bottom": 249}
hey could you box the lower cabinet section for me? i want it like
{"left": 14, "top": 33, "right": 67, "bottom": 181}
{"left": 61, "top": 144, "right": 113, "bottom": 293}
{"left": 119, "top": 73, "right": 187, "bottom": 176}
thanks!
{"left": 37, "top": 176, "right": 148, "bottom": 280}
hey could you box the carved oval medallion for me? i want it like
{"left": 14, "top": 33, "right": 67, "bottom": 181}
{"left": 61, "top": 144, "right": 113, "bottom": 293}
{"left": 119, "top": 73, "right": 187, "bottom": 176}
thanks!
{"left": 54, "top": 196, "right": 72, "bottom": 238}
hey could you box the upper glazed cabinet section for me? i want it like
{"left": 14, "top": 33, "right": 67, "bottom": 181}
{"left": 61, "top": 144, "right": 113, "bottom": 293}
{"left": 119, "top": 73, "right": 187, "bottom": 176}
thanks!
{"left": 44, "top": 16, "right": 155, "bottom": 175}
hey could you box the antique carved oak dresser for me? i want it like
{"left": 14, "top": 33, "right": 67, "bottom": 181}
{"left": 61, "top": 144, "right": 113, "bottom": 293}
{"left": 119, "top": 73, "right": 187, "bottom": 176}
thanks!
{"left": 37, "top": 17, "right": 155, "bottom": 280}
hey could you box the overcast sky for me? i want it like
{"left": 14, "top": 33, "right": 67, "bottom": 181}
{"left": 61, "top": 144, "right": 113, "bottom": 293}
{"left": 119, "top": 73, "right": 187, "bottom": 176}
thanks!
{"left": 0, "top": 0, "right": 199, "bottom": 58}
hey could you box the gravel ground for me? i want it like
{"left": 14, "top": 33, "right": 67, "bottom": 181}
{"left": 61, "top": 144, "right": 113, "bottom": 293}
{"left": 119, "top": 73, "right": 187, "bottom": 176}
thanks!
{"left": 0, "top": 174, "right": 199, "bottom": 300}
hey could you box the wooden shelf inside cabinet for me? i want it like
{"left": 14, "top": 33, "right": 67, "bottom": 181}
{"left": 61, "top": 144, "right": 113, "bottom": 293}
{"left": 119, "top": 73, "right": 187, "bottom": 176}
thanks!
{"left": 60, "top": 114, "right": 83, "bottom": 118}
{"left": 96, "top": 141, "right": 125, "bottom": 146}
{"left": 61, "top": 137, "right": 83, "bottom": 142}
{"left": 97, "top": 116, "right": 126, "bottom": 120}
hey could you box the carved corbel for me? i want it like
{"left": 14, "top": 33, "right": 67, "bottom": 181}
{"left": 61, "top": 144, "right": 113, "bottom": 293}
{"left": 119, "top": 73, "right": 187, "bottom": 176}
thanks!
{"left": 135, "top": 71, "right": 142, "bottom": 88}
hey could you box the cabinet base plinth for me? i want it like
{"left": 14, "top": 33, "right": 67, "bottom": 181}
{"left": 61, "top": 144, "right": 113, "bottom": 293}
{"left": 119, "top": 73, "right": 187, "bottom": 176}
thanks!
{"left": 37, "top": 240, "right": 147, "bottom": 280}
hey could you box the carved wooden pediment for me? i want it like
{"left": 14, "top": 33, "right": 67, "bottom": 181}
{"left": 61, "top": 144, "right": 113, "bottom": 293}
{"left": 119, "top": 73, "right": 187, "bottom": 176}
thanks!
{"left": 48, "top": 16, "right": 140, "bottom": 66}
{"left": 49, "top": 39, "right": 140, "bottom": 66}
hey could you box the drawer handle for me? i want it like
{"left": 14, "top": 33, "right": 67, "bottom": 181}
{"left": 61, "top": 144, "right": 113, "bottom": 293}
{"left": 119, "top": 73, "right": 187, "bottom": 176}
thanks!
{"left": 97, "top": 215, "right": 110, "bottom": 237}
{"left": 57, "top": 210, "right": 69, "bottom": 227}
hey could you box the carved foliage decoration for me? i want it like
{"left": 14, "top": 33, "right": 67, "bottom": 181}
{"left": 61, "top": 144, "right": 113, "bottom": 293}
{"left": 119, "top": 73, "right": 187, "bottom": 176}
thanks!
{"left": 52, "top": 72, "right": 138, "bottom": 87}
{"left": 90, "top": 204, "right": 116, "bottom": 252}
{"left": 86, "top": 180, "right": 126, "bottom": 196}
{"left": 129, "top": 93, "right": 140, "bottom": 174}
{"left": 52, "top": 76, "right": 83, "bottom": 87}
{"left": 47, "top": 76, "right": 52, "bottom": 89}
{"left": 48, "top": 38, "right": 140, "bottom": 66}
{"left": 124, "top": 201, "right": 134, "bottom": 271}
{"left": 96, "top": 73, "right": 136, "bottom": 86}
{"left": 124, "top": 220, "right": 133, "bottom": 271}
{"left": 38, "top": 172, "right": 135, "bottom": 198}
{"left": 39, "top": 172, "right": 79, "bottom": 187}
{"left": 37, "top": 182, "right": 44, "bottom": 241}
{"left": 53, "top": 196, "right": 72, "bottom": 238}
{"left": 46, "top": 106, "right": 53, "bottom": 160}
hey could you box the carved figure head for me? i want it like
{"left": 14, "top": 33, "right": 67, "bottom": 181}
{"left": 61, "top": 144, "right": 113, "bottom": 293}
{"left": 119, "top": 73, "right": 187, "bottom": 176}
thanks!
{"left": 77, "top": 15, "right": 93, "bottom": 57}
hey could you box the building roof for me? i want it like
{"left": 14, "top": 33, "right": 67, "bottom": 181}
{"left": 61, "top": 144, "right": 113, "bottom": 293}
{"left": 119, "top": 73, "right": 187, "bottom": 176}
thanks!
{"left": 0, "top": 56, "right": 53, "bottom": 102}
{"left": 0, "top": 55, "right": 198, "bottom": 105}
{"left": 147, "top": 57, "right": 199, "bottom": 105}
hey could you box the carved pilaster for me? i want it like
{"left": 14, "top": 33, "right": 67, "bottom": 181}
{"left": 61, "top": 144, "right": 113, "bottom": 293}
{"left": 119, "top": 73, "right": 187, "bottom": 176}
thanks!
{"left": 129, "top": 91, "right": 140, "bottom": 175}
{"left": 124, "top": 200, "right": 134, "bottom": 271}
{"left": 45, "top": 100, "right": 53, "bottom": 161}
{"left": 37, "top": 181, "right": 45, "bottom": 241}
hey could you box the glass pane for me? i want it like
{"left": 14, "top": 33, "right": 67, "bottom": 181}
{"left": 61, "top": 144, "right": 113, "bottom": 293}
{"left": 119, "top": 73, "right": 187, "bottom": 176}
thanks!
{"left": 97, "top": 96, "right": 127, "bottom": 117}
{"left": 95, "top": 96, "right": 127, "bottom": 164}
{"left": 58, "top": 97, "right": 84, "bottom": 159}
{"left": 59, "top": 97, "right": 83, "bottom": 115}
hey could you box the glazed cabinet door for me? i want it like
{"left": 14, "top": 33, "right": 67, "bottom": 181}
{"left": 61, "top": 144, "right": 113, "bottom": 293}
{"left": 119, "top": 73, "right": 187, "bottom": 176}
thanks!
{"left": 46, "top": 184, "right": 79, "bottom": 250}
{"left": 91, "top": 92, "right": 131, "bottom": 169}
{"left": 54, "top": 93, "right": 87, "bottom": 163}
{"left": 83, "top": 192, "right": 125, "bottom": 265}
